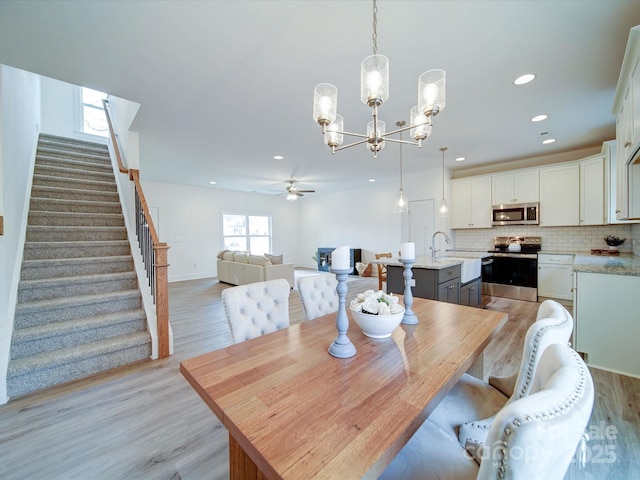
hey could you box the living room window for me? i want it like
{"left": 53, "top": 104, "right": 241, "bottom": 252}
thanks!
{"left": 76, "top": 87, "right": 108, "bottom": 138}
{"left": 222, "top": 214, "right": 272, "bottom": 254}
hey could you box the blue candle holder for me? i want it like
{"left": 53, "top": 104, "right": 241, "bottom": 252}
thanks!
{"left": 328, "top": 268, "right": 356, "bottom": 358}
{"left": 400, "top": 258, "right": 418, "bottom": 325}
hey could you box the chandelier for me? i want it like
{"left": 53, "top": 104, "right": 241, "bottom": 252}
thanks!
{"left": 312, "top": 0, "right": 446, "bottom": 158}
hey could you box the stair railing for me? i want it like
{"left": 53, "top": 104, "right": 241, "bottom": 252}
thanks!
{"left": 102, "top": 99, "right": 170, "bottom": 358}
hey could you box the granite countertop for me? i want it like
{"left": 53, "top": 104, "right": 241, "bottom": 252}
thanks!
{"left": 572, "top": 253, "right": 640, "bottom": 276}
{"left": 375, "top": 252, "right": 490, "bottom": 270}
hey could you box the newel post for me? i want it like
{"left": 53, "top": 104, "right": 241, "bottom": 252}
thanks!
{"left": 154, "top": 242, "right": 170, "bottom": 358}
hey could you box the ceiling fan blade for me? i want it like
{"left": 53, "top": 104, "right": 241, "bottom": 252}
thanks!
{"left": 297, "top": 189, "right": 315, "bottom": 193}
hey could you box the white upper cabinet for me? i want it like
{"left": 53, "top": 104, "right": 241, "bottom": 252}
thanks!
{"left": 491, "top": 170, "right": 539, "bottom": 205}
{"left": 612, "top": 26, "right": 640, "bottom": 220}
{"left": 579, "top": 154, "right": 606, "bottom": 225}
{"left": 451, "top": 176, "right": 492, "bottom": 229}
{"left": 539, "top": 163, "right": 580, "bottom": 227}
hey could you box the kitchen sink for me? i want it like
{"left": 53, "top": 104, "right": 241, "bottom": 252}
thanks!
{"left": 439, "top": 257, "right": 481, "bottom": 284}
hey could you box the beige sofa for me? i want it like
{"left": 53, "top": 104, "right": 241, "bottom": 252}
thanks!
{"left": 216, "top": 251, "right": 294, "bottom": 288}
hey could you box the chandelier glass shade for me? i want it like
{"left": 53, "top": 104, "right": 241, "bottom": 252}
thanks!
{"left": 312, "top": 0, "right": 445, "bottom": 158}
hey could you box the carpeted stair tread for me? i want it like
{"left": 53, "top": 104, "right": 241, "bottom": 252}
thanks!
{"left": 29, "top": 197, "right": 122, "bottom": 214}
{"left": 13, "top": 309, "right": 146, "bottom": 341}
{"left": 18, "top": 271, "right": 139, "bottom": 302}
{"left": 26, "top": 225, "right": 128, "bottom": 242}
{"left": 21, "top": 255, "right": 133, "bottom": 280}
{"left": 31, "top": 184, "right": 119, "bottom": 202}
{"left": 34, "top": 164, "right": 115, "bottom": 182}
{"left": 28, "top": 210, "right": 125, "bottom": 227}
{"left": 36, "top": 154, "right": 113, "bottom": 174}
{"left": 6, "top": 331, "right": 151, "bottom": 378}
{"left": 23, "top": 239, "right": 131, "bottom": 260}
{"left": 15, "top": 289, "right": 143, "bottom": 315}
{"left": 11, "top": 309, "right": 147, "bottom": 359}
{"left": 33, "top": 173, "right": 118, "bottom": 192}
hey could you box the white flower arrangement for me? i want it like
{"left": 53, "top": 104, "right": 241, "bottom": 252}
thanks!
{"left": 350, "top": 289, "right": 404, "bottom": 316}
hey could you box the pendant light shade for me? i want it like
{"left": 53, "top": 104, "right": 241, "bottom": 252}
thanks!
{"left": 395, "top": 121, "right": 409, "bottom": 213}
{"left": 439, "top": 147, "right": 449, "bottom": 217}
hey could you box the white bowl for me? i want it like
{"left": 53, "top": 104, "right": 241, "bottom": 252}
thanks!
{"left": 350, "top": 308, "right": 404, "bottom": 339}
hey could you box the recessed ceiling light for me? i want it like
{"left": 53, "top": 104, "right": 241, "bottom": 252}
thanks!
{"left": 542, "top": 138, "right": 556, "bottom": 144}
{"left": 514, "top": 73, "right": 536, "bottom": 85}
{"left": 455, "top": 157, "right": 465, "bottom": 162}
{"left": 273, "top": 155, "right": 284, "bottom": 160}
{"left": 369, "top": 178, "right": 376, "bottom": 183}
{"left": 531, "top": 114, "right": 548, "bottom": 122}
{"left": 209, "top": 181, "right": 217, "bottom": 185}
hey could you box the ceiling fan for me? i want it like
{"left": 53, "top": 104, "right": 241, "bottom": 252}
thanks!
{"left": 284, "top": 180, "right": 315, "bottom": 201}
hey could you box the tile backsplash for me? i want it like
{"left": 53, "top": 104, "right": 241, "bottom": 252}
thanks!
{"left": 453, "top": 224, "right": 635, "bottom": 253}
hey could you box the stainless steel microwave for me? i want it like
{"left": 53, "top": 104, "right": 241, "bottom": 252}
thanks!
{"left": 492, "top": 202, "right": 539, "bottom": 226}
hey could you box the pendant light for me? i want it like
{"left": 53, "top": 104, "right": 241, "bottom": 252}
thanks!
{"left": 439, "top": 147, "right": 449, "bottom": 217}
{"left": 395, "top": 121, "right": 408, "bottom": 213}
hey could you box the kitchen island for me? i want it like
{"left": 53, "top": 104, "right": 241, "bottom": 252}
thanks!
{"left": 381, "top": 254, "right": 488, "bottom": 307}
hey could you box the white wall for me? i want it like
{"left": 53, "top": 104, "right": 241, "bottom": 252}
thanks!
{"left": 106, "top": 95, "right": 141, "bottom": 170}
{"left": 139, "top": 164, "right": 451, "bottom": 281}
{"left": 0, "top": 65, "right": 41, "bottom": 404}
{"left": 40, "top": 76, "right": 76, "bottom": 138}
{"left": 140, "top": 181, "right": 302, "bottom": 282}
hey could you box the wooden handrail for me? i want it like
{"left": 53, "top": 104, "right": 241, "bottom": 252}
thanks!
{"left": 129, "top": 169, "right": 160, "bottom": 243}
{"left": 102, "top": 99, "right": 129, "bottom": 174}
{"left": 102, "top": 99, "right": 170, "bottom": 358}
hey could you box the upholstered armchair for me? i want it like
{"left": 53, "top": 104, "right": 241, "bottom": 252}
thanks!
{"left": 297, "top": 274, "right": 339, "bottom": 320}
{"left": 379, "top": 343, "right": 594, "bottom": 480}
{"left": 221, "top": 278, "right": 290, "bottom": 343}
{"left": 429, "top": 299, "right": 574, "bottom": 450}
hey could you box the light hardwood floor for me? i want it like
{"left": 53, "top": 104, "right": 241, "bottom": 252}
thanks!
{"left": 0, "top": 275, "right": 638, "bottom": 479}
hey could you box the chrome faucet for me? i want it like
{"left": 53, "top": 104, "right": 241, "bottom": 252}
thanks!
{"left": 431, "top": 230, "right": 451, "bottom": 260}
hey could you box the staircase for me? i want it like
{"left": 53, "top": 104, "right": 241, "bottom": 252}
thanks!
{"left": 6, "top": 134, "right": 151, "bottom": 399}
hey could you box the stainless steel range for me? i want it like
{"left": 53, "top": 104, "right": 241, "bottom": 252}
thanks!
{"left": 482, "top": 236, "right": 541, "bottom": 302}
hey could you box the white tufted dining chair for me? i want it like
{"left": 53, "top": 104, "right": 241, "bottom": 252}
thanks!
{"left": 428, "top": 299, "right": 574, "bottom": 450}
{"left": 297, "top": 274, "right": 339, "bottom": 320}
{"left": 221, "top": 278, "right": 290, "bottom": 343}
{"left": 379, "top": 343, "right": 594, "bottom": 480}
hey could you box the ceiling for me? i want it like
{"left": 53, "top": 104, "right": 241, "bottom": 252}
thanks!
{"left": 1, "top": 1, "right": 640, "bottom": 197}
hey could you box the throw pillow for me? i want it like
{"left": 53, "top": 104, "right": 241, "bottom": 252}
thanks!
{"left": 248, "top": 254, "right": 271, "bottom": 266}
{"left": 264, "top": 253, "right": 283, "bottom": 265}
{"left": 234, "top": 252, "right": 249, "bottom": 263}
{"left": 222, "top": 251, "right": 236, "bottom": 261}
{"left": 217, "top": 249, "right": 228, "bottom": 259}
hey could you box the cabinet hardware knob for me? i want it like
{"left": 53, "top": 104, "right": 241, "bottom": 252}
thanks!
{"left": 616, "top": 209, "right": 621, "bottom": 213}
{"left": 625, "top": 141, "right": 632, "bottom": 148}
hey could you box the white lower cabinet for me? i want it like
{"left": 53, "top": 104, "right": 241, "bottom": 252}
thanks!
{"left": 537, "top": 254, "right": 574, "bottom": 301}
{"left": 573, "top": 271, "right": 640, "bottom": 378}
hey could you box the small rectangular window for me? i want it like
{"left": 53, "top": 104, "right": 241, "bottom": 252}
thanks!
{"left": 222, "top": 214, "right": 272, "bottom": 255}
{"left": 80, "top": 87, "right": 108, "bottom": 137}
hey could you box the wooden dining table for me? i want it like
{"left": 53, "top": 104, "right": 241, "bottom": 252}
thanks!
{"left": 180, "top": 297, "right": 507, "bottom": 480}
